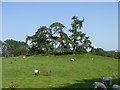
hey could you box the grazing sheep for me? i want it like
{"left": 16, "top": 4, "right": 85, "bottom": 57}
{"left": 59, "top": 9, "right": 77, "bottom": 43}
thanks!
{"left": 93, "top": 82, "right": 107, "bottom": 90}
{"left": 70, "top": 58, "right": 74, "bottom": 61}
{"left": 33, "top": 70, "right": 40, "bottom": 75}
{"left": 101, "top": 76, "right": 112, "bottom": 85}
{"left": 112, "top": 85, "right": 120, "bottom": 90}
{"left": 23, "top": 56, "right": 26, "bottom": 59}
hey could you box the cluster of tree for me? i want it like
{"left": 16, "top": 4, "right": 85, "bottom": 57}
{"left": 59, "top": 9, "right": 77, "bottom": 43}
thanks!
{"left": 90, "top": 47, "right": 120, "bottom": 59}
{"left": 107, "top": 51, "right": 120, "bottom": 59}
{"left": 26, "top": 16, "right": 92, "bottom": 55}
{"left": 1, "top": 16, "right": 118, "bottom": 59}
{"left": 1, "top": 39, "right": 28, "bottom": 57}
{"left": 90, "top": 47, "right": 108, "bottom": 56}
{"left": 114, "top": 52, "right": 120, "bottom": 59}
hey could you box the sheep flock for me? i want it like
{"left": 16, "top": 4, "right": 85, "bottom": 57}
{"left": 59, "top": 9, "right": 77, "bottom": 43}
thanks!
{"left": 93, "top": 76, "right": 119, "bottom": 90}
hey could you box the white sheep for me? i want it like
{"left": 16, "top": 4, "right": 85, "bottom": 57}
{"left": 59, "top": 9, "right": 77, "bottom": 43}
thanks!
{"left": 33, "top": 70, "right": 40, "bottom": 75}
{"left": 101, "top": 76, "right": 112, "bottom": 85}
{"left": 93, "top": 82, "right": 107, "bottom": 90}
{"left": 23, "top": 56, "right": 26, "bottom": 58}
{"left": 112, "top": 85, "right": 120, "bottom": 90}
{"left": 70, "top": 58, "right": 74, "bottom": 61}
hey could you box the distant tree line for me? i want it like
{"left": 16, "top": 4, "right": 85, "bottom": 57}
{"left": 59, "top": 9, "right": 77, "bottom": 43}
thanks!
{"left": 1, "top": 40, "right": 28, "bottom": 57}
{"left": 90, "top": 47, "right": 120, "bottom": 59}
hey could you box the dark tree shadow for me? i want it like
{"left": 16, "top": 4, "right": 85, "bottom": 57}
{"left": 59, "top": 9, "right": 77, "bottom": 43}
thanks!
{"left": 50, "top": 78, "right": 119, "bottom": 90}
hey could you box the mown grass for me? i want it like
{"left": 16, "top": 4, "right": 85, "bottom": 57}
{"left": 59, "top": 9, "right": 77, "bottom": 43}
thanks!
{"left": 2, "top": 53, "right": 119, "bottom": 88}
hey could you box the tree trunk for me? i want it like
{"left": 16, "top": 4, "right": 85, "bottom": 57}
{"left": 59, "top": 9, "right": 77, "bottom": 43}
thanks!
{"left": 73, "top": 38, "right": 76, "bottom": 55}
{"left": 60, "top": 43, "right": 62, "bottom": 54}
{"left": 73, "top": 45, "right": 75, "bottom": 55}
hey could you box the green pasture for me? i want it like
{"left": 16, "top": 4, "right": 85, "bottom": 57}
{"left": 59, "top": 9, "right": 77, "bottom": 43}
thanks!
{"left": 2, "top": 53, "right": 119, "bottom": 88}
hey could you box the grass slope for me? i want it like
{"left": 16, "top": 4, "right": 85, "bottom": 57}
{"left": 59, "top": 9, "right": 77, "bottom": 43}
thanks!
{"left": 2, "top": 53, "right": 118, "bottom": 88}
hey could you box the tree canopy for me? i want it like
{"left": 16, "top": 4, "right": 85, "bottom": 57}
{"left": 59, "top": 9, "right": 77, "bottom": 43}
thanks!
{"left": 26, "top": 16, "right": 92, "bottom": 55}
{"left": 2, "top": 39, "right": 28, "bottom": 57}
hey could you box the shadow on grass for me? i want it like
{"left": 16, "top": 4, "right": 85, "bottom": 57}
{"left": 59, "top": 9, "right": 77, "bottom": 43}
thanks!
{"left": 50, "top": 78, "right": 119, "bottom": 89}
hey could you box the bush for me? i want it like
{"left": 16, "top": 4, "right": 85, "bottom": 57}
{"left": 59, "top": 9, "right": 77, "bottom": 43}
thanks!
{"left": 90, "top": 48, "right": 108, "bottom": 57}
{"left": 114, "top": 52, "right": 120, "bottom": 59}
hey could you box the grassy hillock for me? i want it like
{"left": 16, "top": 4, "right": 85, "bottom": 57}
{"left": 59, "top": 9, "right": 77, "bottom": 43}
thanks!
{"left": 2, "top": 53, "right": 118, "bottom": 88}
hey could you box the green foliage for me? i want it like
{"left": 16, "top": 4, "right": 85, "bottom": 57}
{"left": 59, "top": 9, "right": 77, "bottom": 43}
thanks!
{"left": 76, "top": 47, "right": 87, "bottom": 54}
{"left": 0, "top": 40, "right": 3, "bottom": 56}
{"left": 26, "top": 26, "right": 52, "bottom": 55}
{"left": 50, "top": 22, "right": 66, "bottom": 54}
{"left": 90, "top": 47, "right": 120, "bottom": 59}
{"left": 2, "top": 39, "right": 28, "bottom": 57}
{"left": 69, "top": 16, "right": 92, "bottom": 54}
{"left": 1, "top": 16, "right": 93, "bottom": 56}
{"left": 9, "top": 82, "right": 17, "bottom": 89}
{"left": 25, "top": 16, "right": 92, "bottom": 55}
{"left": 114, "top": 52, "right": 120, "bottom": 59}
{"left": 90, "top": 48, "right": 108, "bottom": 56}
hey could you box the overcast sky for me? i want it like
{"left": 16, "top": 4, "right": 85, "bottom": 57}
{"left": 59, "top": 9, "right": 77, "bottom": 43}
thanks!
{"left": 2, "top": 2, "right": 118, "bottom": 51}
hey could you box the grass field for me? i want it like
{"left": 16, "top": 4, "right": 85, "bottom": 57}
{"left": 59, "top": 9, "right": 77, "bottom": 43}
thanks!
{"left": 2, "top": 53, "right": 119, "bottom": 88}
